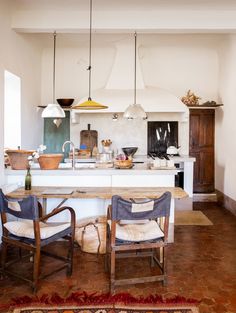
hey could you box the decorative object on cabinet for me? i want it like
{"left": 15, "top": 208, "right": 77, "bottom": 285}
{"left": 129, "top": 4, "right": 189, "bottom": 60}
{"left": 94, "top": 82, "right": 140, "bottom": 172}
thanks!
{"left": 181, "top": 90, "right": 201, "bottom": 106}
{"left": 5, "top": 149, "right": 35, "bottom": 170}
{"left": 124, "top": 32, "right": 147, "bottom": 120}
{"left": 41, "top": 32, "right": 65, "bottom": 120}
{"left": 190, "top": 101, "right": 223, "bottom": 108}
{"left": 189, "top": 108, "right": 215, "bottom": 193}
{"left": 72, "top": 0, "right": 108, "bottom": 110}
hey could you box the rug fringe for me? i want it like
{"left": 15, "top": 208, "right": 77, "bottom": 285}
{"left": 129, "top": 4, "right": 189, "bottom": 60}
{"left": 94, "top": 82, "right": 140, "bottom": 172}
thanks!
{"left": 0, "top": 291, "right": 199, "bottom": 312}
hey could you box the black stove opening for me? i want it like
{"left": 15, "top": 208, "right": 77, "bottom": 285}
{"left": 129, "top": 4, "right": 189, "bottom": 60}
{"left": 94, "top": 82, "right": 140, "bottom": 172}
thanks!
{"left": 148, "top": 121, "right": 178, "bottom": 157}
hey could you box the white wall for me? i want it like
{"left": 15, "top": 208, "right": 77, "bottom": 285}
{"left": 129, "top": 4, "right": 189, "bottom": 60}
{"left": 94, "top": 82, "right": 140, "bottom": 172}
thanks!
{"left": 41, "top": 34, "right": 221, "bottom": 155}
{"left": 41, "top": 34, "right": 221, "bottom": 105}
{"left": 0, "top": 0, "right": 43, "bottom": 186}
{"left": 216, "top": 35, "right": 236, "bottom": 201}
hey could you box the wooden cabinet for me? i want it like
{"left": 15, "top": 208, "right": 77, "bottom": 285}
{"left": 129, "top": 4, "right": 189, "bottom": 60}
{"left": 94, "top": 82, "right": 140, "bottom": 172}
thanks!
{"left": 189, "top": 109, "right": 215, "bottom": 193}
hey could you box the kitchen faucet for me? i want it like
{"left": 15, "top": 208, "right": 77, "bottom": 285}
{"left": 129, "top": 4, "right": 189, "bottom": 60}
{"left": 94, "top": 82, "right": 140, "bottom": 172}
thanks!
{"left": 62, "top": 140, "right": 76, "bottom": 170}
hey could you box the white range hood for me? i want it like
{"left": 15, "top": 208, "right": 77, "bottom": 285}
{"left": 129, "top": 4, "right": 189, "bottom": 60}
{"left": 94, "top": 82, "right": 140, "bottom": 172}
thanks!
{"left": 73, "top": 37, "right": 188, "bottom": 115}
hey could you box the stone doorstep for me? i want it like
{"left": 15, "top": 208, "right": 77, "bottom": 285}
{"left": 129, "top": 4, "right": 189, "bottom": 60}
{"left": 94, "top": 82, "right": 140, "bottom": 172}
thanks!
{"left": 193, "top": 193, "right": 217, "bottom": 202}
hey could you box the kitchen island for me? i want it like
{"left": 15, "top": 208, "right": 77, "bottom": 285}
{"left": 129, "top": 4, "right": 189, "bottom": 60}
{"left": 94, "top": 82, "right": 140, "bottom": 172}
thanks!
{"left": 5, "top": 163, "right": 181, "bottom": 241}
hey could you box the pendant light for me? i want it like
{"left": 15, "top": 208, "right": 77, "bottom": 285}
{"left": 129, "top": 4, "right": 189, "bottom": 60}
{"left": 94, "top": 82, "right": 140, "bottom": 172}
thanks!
{"left": 42, "top": 32, "right": 65, "bottom": 118}
{"left": 123, "top": 32, "right": 147, "bottom": 120}
{"left": 72, "top": 0, "right": 108, "bottom": 110}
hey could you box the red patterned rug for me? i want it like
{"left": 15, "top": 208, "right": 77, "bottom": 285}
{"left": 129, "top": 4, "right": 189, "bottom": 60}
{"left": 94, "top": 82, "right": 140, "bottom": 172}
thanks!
{"left": 1, "top": 292, "right": 199, "bottom": 313}
{"left": 12, "top": 304, "right": 199, "bottom": 313}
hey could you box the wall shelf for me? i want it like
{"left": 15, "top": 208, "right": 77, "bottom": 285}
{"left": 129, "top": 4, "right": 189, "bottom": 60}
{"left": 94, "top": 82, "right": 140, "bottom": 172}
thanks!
{"left": 187, "top": 103, "right": 223, "bottom": 109}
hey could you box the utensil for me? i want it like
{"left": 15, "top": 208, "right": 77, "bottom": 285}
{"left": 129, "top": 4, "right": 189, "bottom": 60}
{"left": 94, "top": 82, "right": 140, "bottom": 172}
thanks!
{"left": 156, "top": 129, "right": 160, "bottom": 141}
{"left": 148, "top": 152, "right": 155, "bottom": 160}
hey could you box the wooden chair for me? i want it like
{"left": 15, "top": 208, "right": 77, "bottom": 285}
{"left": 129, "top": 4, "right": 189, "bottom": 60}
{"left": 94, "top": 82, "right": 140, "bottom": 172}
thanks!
{"left": 105, "top": 191, "right": 171, "bottom": 293}
{"left": 0, "top": 189, "right": 75, "bottom": 292}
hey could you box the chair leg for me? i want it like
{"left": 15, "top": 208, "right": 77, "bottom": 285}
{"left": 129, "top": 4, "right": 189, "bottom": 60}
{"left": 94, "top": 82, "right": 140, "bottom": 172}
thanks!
{"left": 162, "top": 246, "right": 167, "bottom": 286}
{"left": 110, "top": 250, "right": 116, "bottom": 294}
{"left": 1, "top": 242, "right": 7, "bottom": 279}
{"left": 33, "top": 248, "right": 40, "bottom": 293}
{"left": 150, "top": 248, "right": 155, "bottom": 267}
{"left": 104, "top": 234, "right": 110, "bottom": 273}
{"left": 67, "top": 235, "right": 74, "bottom": 277}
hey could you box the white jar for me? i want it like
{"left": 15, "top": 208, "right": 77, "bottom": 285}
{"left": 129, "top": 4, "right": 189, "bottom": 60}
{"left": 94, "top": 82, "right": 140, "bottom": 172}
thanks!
{"left": 160, "top": 159, "right": 167, "bottom": 167}
{"left": 167, "top": 159, "right": 175, "bottom": 168}
{"left": 153, "top": 159, "right": 160, "bottom": 168}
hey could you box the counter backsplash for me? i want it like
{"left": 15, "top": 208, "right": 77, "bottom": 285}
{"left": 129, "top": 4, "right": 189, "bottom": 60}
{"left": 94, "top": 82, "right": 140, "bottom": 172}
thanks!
{"left": 70, "top": 112, "right": 189, "bottom": 155}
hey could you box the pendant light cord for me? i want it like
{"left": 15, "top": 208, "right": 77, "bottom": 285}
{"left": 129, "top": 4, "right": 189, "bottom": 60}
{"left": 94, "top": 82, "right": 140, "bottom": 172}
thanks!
{"left": 134, "top": 32, "right": 137, "bottom": 105}
{"left": 53, "top": 31, "right": 56, "bottom": 104}
{"left": 88, "top": 0, "right": 92, "bottom": 101}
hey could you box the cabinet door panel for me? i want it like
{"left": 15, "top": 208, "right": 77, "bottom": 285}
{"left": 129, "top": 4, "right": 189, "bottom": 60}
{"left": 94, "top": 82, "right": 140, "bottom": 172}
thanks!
{"left": 199, "top": 114, "right": 214, "bottom": 147}
{"left": 189, "top": 109, "right": 215, "bottom": 193}
{"left": 190, "top": 114, "right": 200, "bottom": 148}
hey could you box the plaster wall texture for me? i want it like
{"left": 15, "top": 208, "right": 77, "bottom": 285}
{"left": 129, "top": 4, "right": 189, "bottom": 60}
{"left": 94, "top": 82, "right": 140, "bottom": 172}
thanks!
{"left": 216, "top": 35, "right": 236, "bottom": 201}
{"left": 70, "top": 113, "right": 189, "bottom": 156}
{"left": 41, "top": 34, "right": 221, "bottom": 105}
{"left": 0, "top": 1, "right": 43, "bottom": 171}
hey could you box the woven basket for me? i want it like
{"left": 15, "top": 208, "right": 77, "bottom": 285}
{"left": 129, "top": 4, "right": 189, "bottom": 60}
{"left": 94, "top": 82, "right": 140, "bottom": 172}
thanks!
{"left": 114, "top": 159, "right": 132, "bottom": 169}
{"left": 6, "top": 149, "right": 35, "bottom": 170}
{"left": 38, "top": 154, "right": 63, "bottom": 170}
{"left": 75, "top": 215, "right": 107, "bottom": 254}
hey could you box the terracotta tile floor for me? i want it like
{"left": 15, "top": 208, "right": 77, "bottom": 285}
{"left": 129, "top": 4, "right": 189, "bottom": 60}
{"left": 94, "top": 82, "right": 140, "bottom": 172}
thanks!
{"left": 0, "top": 202, "right": 236, "bottom": 313}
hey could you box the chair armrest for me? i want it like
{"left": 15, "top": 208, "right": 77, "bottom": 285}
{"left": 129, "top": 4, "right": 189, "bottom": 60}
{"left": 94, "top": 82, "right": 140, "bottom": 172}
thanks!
{"left": 40, "top": 206, "right": 76, "bottom": 229}
{"left": 107, "top": 205, "right": 112, "bottom": 220}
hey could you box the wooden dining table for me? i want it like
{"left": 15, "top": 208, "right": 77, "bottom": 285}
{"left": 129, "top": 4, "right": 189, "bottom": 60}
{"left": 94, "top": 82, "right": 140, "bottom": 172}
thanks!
{"left": 7, "top": 186, "right": 188, "bottom": 243}
{"left": 7, "top": 186, "right": 187, "bottom": 200}
{"left": 7, "top": 185, "right": 187, "bottom": 214}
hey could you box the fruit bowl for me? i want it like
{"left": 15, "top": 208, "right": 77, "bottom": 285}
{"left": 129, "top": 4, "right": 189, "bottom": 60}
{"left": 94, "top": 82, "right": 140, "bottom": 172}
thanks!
{"left": 114, "top": 159, "right": 133, "bottom": 169}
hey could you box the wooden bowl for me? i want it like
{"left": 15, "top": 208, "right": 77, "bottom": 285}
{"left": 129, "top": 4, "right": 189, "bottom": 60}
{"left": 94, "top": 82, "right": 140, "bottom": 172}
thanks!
{"left": 56, "top": 98, "right": 74, "bottom": 107}
{"left": 5, "top": 149, "right": 35, "bottom": 170}
{"left": 38, "top": 154, "right": 63, "bottom": 170}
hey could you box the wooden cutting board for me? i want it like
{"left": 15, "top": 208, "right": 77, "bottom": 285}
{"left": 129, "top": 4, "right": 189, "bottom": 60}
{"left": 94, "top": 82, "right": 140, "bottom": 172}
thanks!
{"left": 80, "top": 124, "right": 98, "bottom": 151}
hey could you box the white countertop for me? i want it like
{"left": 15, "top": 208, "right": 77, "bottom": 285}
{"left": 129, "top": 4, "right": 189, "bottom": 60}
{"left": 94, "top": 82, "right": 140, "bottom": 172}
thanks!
{"left": 5, "top": 154, "right": 195, "bottom": 176}
{"left": 64, "top": 154, "right": 196, "bottom": 163}
{"left": 5, "top": 163, "right": 178, "bottom": 176}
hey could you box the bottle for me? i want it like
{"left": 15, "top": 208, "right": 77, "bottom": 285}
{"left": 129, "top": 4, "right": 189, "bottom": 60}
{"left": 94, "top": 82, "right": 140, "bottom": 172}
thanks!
{"left": 92, "top": 145, "right": 99, "bottom": 158}
{"left": 25, "top": 168, "right": 31, "bottom": 190}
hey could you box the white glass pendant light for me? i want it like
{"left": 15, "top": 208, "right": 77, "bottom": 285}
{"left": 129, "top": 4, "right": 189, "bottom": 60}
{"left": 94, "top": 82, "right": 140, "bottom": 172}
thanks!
{"left": 72, "top": 0, "right": 108, "bottom": 110}
{"left": 123, "top": 32, "right": 147, "bottom": 120}
{"left": 42, "top": 32, "right": 65, "bottom": 119}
